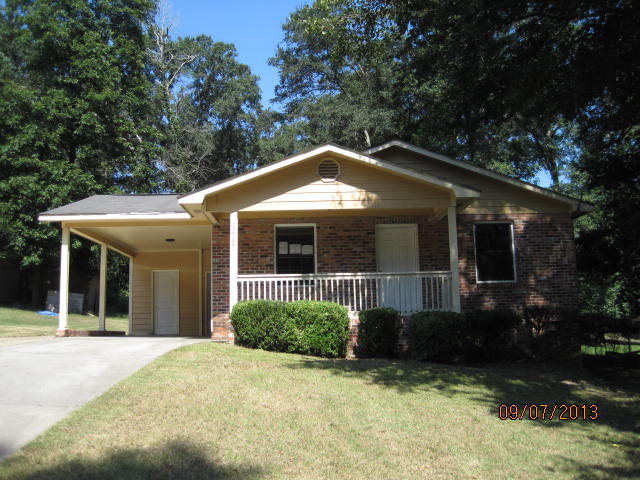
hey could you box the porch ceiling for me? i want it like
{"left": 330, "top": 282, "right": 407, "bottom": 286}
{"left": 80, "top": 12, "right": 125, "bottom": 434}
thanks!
{"left": 70, "top": 223, "right": 211, "bottom": 254}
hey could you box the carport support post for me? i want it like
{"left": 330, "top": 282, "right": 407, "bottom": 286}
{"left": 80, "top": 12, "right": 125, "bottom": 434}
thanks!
{"left": 229, "top": 211, "right": 238, "bottom": 311}
{"left": 98, "top": 243, "right": 107, "bottom": 331}
{"left": 58, "top": 226, "right": 70, "bottom": 333}
{"left": 447, "top": 205, "right": 462, "bottom": 313}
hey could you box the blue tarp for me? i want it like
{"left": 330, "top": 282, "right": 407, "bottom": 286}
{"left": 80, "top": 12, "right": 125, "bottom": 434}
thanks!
{"left": 37, "top": 310, "right": 58, "bottom": 316}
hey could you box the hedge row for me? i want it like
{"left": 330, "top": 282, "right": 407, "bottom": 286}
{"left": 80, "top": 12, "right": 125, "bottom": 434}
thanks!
{"left": 230, "top": 300, "right": 350, "bottom": 358}
{"left": 356, "top": 306, "right": 621, "bottom": 363}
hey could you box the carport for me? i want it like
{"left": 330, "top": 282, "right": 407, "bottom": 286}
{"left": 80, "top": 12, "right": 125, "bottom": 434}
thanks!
{"left": 39, "top": 195, "right": 213, "bottom": 336}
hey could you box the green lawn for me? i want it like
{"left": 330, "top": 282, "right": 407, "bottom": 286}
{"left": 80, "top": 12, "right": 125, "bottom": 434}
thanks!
{"left": 582, "top": 336, "right": 640, "bottom": 356}
{"left": 1, "top": 343, "right": 638, "bottom": 479}
{"left": 0, "top": 306, "right": 128, "bottom": 337}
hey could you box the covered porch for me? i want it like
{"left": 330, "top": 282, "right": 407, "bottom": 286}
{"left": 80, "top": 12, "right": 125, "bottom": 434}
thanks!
{"left": 224, "top": 207, "right": 463, "bottom": 317}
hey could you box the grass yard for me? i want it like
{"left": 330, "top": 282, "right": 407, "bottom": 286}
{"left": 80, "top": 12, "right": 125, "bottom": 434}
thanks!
{"left": 0, "top": 343, "right": 638, "bottom": 479}
{"left": 0, "top": 306, "right": 128, "bottom": 337}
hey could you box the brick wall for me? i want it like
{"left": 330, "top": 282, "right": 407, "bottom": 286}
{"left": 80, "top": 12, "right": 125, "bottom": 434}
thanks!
{"left": 458, "top": 213, "right": 578, "bottom": 312}
{"left": 234, "top": 215, "right": 449, "bottom": 274}
{"left": 210, "top": 212, "right": 579, "bottom": 343}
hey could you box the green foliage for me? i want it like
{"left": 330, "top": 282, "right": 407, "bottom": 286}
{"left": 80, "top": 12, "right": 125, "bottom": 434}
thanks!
{"left": 148, "top": 21, "right": 263, "bottom": 191}
{"left": 268, "top": 0, "right": 408, "bottom": 152}
{"left": 408, "top": 311, "right": 466, "bottom": 363}
{"left": 230, "top": 300, "right": 350, "bottom": 358}
{"left": 394, "top": 0, "right": 640, "bottom": 315}
{"left": 465, "top": 310, "right": 521, "bottom": 361}
{"left": 355, "top": 307, "right": 401, "bottom": 358}
{"left": 0, "top": 0, "right": 160, "bottom": 279}
{"left": 520, "top": 306, "right": 582, "bottom": 360}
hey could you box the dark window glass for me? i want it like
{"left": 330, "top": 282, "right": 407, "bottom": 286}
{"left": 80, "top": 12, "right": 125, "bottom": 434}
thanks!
{"left": 275, "top": 226, "right": 315, "bottom": 274}
{"left": 474, "top": 223, "right": 515, "bottom": 282}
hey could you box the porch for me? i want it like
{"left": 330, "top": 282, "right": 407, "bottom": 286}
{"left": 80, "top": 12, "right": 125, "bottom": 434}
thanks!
{"left": 236, "top": 271, "right": 453, "bottom": 315}
{"left": 215, "top": 207, "right": 463, "bottom": 336}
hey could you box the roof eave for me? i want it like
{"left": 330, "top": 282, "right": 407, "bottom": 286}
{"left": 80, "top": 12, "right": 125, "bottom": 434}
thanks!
{"left": 365, "top": 140, "right": 595, "bottom": 212}
{"left": 38, "top": 212, "right": 192, "bottom": 222}
{"left": 178, "top": 143, "right": 479, "bottom": 206}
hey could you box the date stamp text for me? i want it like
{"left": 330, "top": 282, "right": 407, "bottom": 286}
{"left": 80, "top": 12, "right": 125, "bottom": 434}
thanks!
{"left": 498, "top": 404, "right": 599, "bottom": 421}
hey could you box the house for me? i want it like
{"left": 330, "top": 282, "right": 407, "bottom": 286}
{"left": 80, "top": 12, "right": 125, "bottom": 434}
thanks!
{"left": 39, "top": 140, "right": 592, "bottom": 341}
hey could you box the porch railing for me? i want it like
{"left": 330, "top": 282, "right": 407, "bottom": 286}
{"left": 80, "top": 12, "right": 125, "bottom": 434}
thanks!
{"left": 237, "top": 271, "right": 452, "bottom": 314}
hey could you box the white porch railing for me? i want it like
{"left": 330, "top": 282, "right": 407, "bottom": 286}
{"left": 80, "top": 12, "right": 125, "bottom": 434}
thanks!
{"left": 237, "top": 271, "right": 452, "bottom": 315}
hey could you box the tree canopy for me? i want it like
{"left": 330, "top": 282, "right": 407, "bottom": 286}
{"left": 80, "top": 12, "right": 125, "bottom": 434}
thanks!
{"left": 0, "top": 0, "right": 637, "bottom": 314}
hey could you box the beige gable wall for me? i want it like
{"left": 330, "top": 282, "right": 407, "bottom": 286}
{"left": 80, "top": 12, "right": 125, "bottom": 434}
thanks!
{"left": 205, "top": 157, "right": 452, "bottom": 213}
{"left": 373, "top": 148, "right": 573, "bottom": 214}
{"left": 131, "top": 251, "right": 200, "bottom": 336}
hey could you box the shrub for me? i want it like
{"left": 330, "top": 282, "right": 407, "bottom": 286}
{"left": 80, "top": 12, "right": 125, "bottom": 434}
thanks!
{"left": 356, "top": 307, "right": 401, "bottom": 358}
{"left": 521, "top": 306, "right": 581, "bottom": 360}
{"left": 465, "top": 309, "right": 521, "bottom": 360}
{"left": 285, "top": 301, "right": 350, "bottom": 357}
{"left": 230, "top": 300, "right": 350, "bottom": 358}
{"left": 408, "top": 311, "right": 467, "bottom": 363}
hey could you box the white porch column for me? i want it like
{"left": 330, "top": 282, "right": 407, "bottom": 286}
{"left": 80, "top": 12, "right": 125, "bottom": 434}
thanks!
{"left": 128, "top": 257, "right": 133, "bottom": 335}
{"left": 58, "top": 226, "right": 70, "bottom": 332}
{"left": 447, "top": 205, "right": 462, "bottom": 313}
{"left": 229, "top": 211, "right": 238, "bottom": 311}
{"left": 98, "top": 243, "right": 107, "bottom": 331}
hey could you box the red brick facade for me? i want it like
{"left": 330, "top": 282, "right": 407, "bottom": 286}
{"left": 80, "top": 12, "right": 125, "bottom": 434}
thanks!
{"left": 457, "top": 213, "right": 578, "bottom": 312}
{"left": 210, "top": 213, "right": 578, "bottom": 343}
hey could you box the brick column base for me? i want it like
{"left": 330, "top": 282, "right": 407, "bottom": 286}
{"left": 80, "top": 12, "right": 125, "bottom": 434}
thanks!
{"left": 211, "top": 313, "right": 234, "bottom": 343}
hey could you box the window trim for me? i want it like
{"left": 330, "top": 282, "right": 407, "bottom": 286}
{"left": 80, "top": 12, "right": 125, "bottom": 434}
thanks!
{"left": 473, "top": 222, "right": 517, "bottom": 284}
{"left": 273, "top": 223, "right": 317, "bottom": 274}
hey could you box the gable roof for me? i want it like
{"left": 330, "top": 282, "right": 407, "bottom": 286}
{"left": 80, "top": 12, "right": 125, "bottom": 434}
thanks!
{"left": 39, "top": 195, "right": 190, "bottom": 221}
{"left": 365, "top": 140, "right": 594, "bottom": 213}
{"left": 178, "top": 143, "right": 480, "bottom": 206}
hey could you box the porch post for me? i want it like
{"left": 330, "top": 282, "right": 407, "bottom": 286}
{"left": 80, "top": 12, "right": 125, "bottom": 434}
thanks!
{"left": 128, "top": 257, "right": 133, "bottom": 335}
{"left": 98, "top": 243, "right": 107, "bottom": 331}
{"left": 447, "top": 205, "right": 462, "bottom": 313}
{"left": 229, "top": 211, "right": 238, "bottom": 311}
{"left": 58, "top": 226, "right": 70, "bottom": 333}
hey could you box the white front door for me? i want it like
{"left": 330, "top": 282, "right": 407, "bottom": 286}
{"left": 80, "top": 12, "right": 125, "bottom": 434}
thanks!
{"left": 375, "top": 224, "right": 422, "bottom": 312}
{"left": 153, "top": 270, "right": 179, "bottom": 335}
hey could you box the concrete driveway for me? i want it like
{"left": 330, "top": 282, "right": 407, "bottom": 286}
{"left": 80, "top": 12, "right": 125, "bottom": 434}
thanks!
{"left": 0, "top": 336, "right": 208, "bottom": 460}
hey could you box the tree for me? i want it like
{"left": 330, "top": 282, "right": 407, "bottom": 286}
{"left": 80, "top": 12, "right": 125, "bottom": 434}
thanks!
{"left": 0, "top": 0, "right": 160, "bottom": 303}
{"left": 148, "top": 11, "right": 262, "bottom": 192}
{"left": 268, "top": 0, "right": 561, "bottom": 183}
{"left": 392, "top": 0, "right": 640, "bottom": 314}
{"left": 269, "top": 0, "right": 409, "bottom": 153}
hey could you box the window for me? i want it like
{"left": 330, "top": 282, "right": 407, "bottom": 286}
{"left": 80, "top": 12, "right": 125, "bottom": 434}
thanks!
{"left": 474, "top": 223, "right": 516, "bottom": 282}
{"left": 275, "top": 225, "right": 315, "bottom": 274}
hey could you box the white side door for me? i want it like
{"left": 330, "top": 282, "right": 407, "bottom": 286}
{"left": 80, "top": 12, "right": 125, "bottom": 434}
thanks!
{"left": 153, "top": 270, "right": 179, "bottom": 335}
{"left": 375, "top": 224, "right": 422, "bottom": 313}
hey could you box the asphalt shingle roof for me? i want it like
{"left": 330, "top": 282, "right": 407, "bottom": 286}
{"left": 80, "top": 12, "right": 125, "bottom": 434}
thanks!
{"left": 41, "top": 195, "right": 184, "bottom": 216}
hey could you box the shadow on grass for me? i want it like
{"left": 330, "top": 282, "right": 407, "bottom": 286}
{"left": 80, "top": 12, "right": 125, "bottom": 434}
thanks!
{"left": 6, "top": 440, "right": 266, "bottom": 480}
{"left": 286, "top": 356, "right": 640, "bottom": 479}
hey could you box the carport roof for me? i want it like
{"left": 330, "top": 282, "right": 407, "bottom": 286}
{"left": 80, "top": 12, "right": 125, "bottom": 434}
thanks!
{"left": 40, "top": 194, "right": 185, "bottom": 216}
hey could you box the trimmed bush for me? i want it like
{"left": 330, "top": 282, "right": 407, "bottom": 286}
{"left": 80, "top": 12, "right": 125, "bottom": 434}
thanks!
{"left": 285, "top": 301, "right": 350, "bottom": 357}
{"left": 408, "top": 311, "right": 467, "bottom": 363}
{"left": 466, "top": 309, "right": 521, "bottom": 360}
{"left": 356, "top": 307, "right": 401, "bottom": 358}
{"left": 521, "top": 306, "right": 581, "bottom": 360}
{"left": 230, "top": 300, "right": 350, "bottom": 358}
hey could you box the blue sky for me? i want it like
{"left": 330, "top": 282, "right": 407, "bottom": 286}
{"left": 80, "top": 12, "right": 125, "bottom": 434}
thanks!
{"left": 171, "top": 0, "right": 309, "bottom": 108}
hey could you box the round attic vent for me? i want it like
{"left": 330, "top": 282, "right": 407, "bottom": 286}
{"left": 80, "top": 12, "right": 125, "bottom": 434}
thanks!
{"left": 317, "top": 159, "right": 341, "bottom": 182}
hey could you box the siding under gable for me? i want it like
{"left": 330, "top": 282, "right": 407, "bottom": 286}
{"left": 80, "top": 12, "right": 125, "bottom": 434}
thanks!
{"left": 373, "top": 148, "right": 573, "bottom": 214}
{"left": 205, "top": 157, "right": 452, "bottom": 213}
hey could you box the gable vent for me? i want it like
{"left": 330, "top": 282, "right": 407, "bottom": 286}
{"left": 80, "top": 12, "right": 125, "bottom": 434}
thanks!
{"left": 317, "top": 159, "right": 341, "bottom": 182}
